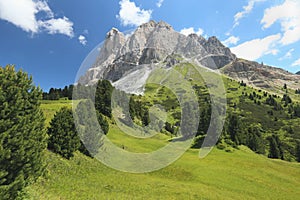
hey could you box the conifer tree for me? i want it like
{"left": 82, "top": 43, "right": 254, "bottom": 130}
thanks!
{"left": 75, "top": 100, "right": 105, "bottom": 157}
{"left": 47, "top": 107, "right": 81, "bottom": 159}
{"left": 0, "top": 65, "right": 47, "bottom": 199}
{"left": 268, "top": 135, "right": 280, "bottom": 159}
{"left": 95, "top": 80, "right": 113, "bottom": 118}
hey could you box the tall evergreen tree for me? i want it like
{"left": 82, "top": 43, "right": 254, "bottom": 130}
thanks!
{"left": 95, "top": 80, "right": 113, "bottom": 118}
{"left": 47, "top": 107, "right": 81, "bottom": 159}
{"left": 268, "top": 135, "right": 280, "bottom": 159}
{"left": 246, "top": 124, "right": 265, "bottom": 154}
{"left": 75, "top": 100, "right": 105, "bottom": 157}
{"left": 227, "top": 112, "right": 244, "bottom": 145}
{"left": 0, "top": 65, "right": 47, "bottom": 199}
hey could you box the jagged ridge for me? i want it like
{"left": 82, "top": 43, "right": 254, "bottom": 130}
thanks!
{"left": 78, "top": 20, "right": 236, "bottom": 93}
{"left": 78, "top": 20, "right": 300, "bottom": 94}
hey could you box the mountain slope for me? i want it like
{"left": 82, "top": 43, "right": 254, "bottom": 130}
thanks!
{"left": 78, "top": 20, "right": 236, "bottom": 93}
{"left": 221, "top": 58, "right": 300, "bottom": 91}
{"left": 78, "top": 20, "right": 300, "bottom": 95}
{"left": 27, "top": 122, "right": 300, "bottom": 200}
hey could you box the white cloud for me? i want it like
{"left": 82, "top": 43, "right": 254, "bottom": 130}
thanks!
{"left": 279, "top": 48, "right": 294, "bottom": 60}
{"left": 292, "top": 58, "right": 300, "bottom": 67}
{"left": 156, "top": 0, "right": 164, "bottom": 8}
{"left": 230, "top": 34, "right": 281, "bottom": 60}
{"left": 222, "top": 36, "right": 240, "bottom": 47}
{"left": 261, "top": 0, "right": 300, "bottom": 45}
{"left": 267, "top": 49, "right": 279, "bottom": 56}
{"left": 180, "top": 27, "right": 204, "bottom": 36}
{"left": 0, "top": 0, "right": 74, "bottom": 37}
{"left": 234, "top": 0, "right": 266, "bottom": 27}
{"left": 78, "top": 35, "right": 87, "bottom": 46}
{"left": 39, "top": 17, "right": 74, "bottom": 37}
{"left": 116, "top": 0, "right": 152, "bottom": 27}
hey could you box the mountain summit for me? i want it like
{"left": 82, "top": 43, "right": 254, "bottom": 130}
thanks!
{"left": 79, "top": 21, "right": 236, "bottom": 92}
{"left": 79, "top": 21, "right": 299, "bottom": 94}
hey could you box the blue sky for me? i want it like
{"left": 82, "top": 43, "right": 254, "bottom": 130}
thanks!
{"left": 0, "top": 0, "right": 300, "bottom": 91}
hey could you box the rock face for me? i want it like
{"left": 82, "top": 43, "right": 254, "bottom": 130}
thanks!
{"left": 221, "top": 59, "right": 300, "bottom": 91}
{"left": 296, "top": 71, "right": 300, "bottom": 75}
{"left": 78, "top": 20, "right": 299, "bottom": 94}
{"left": 78, "top": 20, "right": 236, "bottom": 91}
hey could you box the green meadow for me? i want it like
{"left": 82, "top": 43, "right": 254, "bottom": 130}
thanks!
{"left": 25, "top": 100, "right": 300, "bottom": 200}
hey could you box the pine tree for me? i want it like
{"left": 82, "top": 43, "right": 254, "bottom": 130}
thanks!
{"left": 74, "top": 100, "right": 106, "bottom": 157}
{"left": 268, "top": 135, "right": 280, "bottom": 159}
{"left": 227, "top": 112, "right": 243, "bottom": 145}
{"left": 0, "top": 65, "right": 47, "bottom": 199}
{"left": 246, "top": 124, "right": 265, "bottom": 154}
{"left": 47, "top": 107, "right": 81, "bottom": 159}
{"left": 95, "top": 80, "right": 113, "bottom": 118}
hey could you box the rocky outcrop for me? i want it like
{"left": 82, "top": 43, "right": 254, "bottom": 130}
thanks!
{"left": 78, "top": 20, "right": 237, "bottom": 87}
{"left": 221, "top": 59, "right": 300, "bottom": 90}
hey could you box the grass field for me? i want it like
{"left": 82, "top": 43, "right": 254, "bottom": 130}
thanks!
{"left": 27, "top": 100, "right": 300, "bottom": 199}
{"left": 40, "top": 99, "right": 72, "bottom": 126}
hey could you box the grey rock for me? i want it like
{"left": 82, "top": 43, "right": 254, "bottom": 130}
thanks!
{"left": 221, "top": 59, "right": 300, "bottom": 91}
{"left": 78, "top": 21, "right": 237, "bottom": 93}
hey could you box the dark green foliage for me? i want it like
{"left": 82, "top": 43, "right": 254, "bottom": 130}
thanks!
{"left": 240, "top": 80, "right": 247, "bottom": 87}
{"left": 268, "top": 135, "right": 281, "bottom": 159}
{"left": 165, "top": 122, "right": 175, "bottom": 134}
{"left": 296, "top": 142, "right": 300, "bottom": 162}
{"left": 142, "top": 110, "right": 150, "bottom": 126}
{"left": 227, "top": 112, "right": 244, "bottom": 145}
{"left": 96, "top": 110, "right": 109, "bottom": 135}
{"left": 197, "top": 105, "right": 211, "bottom": 136}
{"left": 245, "top": 124, "right": 265, "bottom": 154}
{"left": 0, "top": 65, "right": 47, "bottom": 199}
{"left": 75, "top": 100, "right": 105, "bottom": 157}
{"left": 293, "top": 104, "right": 300, "bottom": 117}
{"left": 43, "top": 84, "right": 74, "bottom": 100}
{"left": 191, "top": 135, "right": 206, "bottom": 148}
{"left": 95, "top": 80, "right": 113, "bottom": 118}
{"left": 47, "top": 107, "right": 81, "bottom": 159}
{"left": 128, "top": 95, "right": 151, "bottom": 127}
{"left": 282, "top": 94, "right": 292, "bottom": 106}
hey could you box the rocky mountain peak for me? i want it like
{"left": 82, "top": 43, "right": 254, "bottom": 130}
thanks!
{"left": 207, "top": 36, "right": 224, "bottom": 47}
{"left": 138, "top": 20, "right": 173, "bottom": 30}
{"left": 79, "top": 21, "right": 238, "bottom": 92}
{"left": 106, "top": 28, "right": 121, "bottom": 39}
{"left": 139, "top": 20, "right": 157, "bottom": 29}
{"left": 156, "top": 20, "right": 173, "bottom": 30}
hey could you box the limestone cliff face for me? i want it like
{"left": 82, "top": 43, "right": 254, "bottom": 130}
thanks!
{"left": 78, "top": 20, "right": 236, "bottom": 89}
{"left": 78, "top": 20, "right": 299, "bottom": 94}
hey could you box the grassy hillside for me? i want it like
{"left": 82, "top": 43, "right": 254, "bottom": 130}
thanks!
{"left": 40, "top": 99, "right": 72, "bottom": 126}
{"left": 33, "top": 62, "right": 300, "bottom": 200}
{"left": 27, "top": 126, "right": 300, "bottom": 199}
